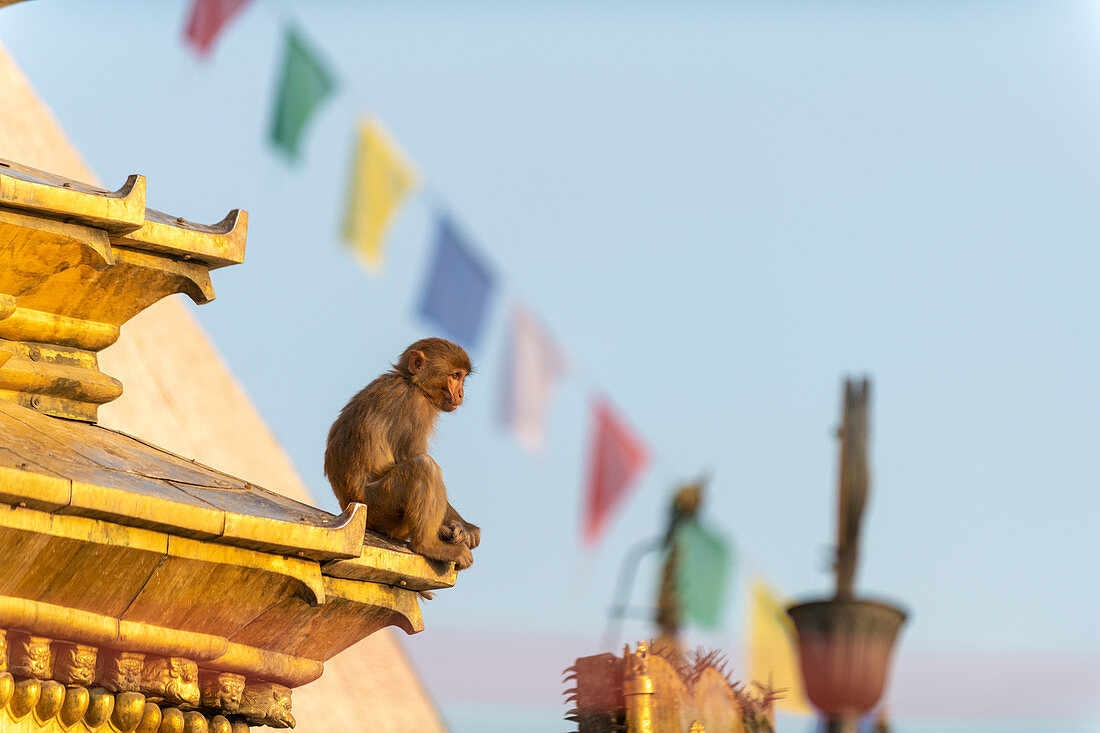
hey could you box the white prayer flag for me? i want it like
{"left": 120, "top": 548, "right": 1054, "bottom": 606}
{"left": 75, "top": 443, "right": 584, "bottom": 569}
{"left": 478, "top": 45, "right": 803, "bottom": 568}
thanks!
{"left": 500, "top": 305, "right": 568, "bottom": 453}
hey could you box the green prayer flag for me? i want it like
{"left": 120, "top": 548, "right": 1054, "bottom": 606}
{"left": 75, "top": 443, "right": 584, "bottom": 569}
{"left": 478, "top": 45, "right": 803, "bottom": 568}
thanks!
{"left": 674, "top": 518, "right": 732, "bottom": 628}
{"left": 269, "top": 26, "right": 335, "bottom": 160}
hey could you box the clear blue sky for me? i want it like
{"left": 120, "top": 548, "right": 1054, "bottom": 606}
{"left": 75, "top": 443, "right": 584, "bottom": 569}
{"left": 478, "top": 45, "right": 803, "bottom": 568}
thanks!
{"left": 4, "top": 2, "right": 1100, "bottom": 730}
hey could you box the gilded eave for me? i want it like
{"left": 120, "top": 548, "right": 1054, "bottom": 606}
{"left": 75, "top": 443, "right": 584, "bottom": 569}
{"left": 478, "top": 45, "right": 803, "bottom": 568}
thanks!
{"left": 0, "top": 158, "right": 459, "bottom": 721}
{"left": 114, "top": 208, "right": 247, "bottom": 270}
{"left": 0, "top": 160, "right": 145, "bottom": 233}
{"left": 0, "top": 159, "right": 246, "bottom": 268}
{"left": 0, "top": 398, "right": 456, "bottom": 691}
{"left": 0, "top": 159, "right": 248, "bottom": 421}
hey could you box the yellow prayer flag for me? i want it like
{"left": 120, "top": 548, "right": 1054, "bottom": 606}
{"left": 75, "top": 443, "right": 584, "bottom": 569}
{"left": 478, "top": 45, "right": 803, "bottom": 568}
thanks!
{"left": 746, "top": 578, "right": 813, "bottom": 716}
{"left": 342, "top": 117, "right": 417, "bottom": 270}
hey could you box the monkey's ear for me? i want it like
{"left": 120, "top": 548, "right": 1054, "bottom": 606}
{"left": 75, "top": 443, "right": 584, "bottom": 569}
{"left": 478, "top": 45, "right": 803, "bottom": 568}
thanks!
{"left": 407, "top": 350, "right": 427, "bottom": 374}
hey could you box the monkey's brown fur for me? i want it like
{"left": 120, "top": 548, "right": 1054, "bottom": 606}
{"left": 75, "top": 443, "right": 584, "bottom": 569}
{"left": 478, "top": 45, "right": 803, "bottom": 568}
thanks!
{"left": 324, "top": 338, "right": 480, "bottom": 569}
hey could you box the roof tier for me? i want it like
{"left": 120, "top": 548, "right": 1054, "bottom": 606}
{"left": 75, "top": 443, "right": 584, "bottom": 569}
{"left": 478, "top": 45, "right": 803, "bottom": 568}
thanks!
{"left": 0, "top": 158, "right": 247, "bottom": 422}
{"left": 0, "top": 391, "right": 456, "bottom": 729}
{"left": 0, "top": 154, "right": 459, "bottom": 731}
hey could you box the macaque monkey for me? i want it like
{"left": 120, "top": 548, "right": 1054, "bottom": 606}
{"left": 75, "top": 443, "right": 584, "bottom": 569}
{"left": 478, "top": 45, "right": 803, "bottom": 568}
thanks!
{"left": 324, "top": 338, "right": 480, "bottom": 569}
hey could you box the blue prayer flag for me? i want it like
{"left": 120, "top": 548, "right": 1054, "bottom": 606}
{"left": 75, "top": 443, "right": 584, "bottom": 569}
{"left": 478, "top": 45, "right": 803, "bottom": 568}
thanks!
{"left": 418, "top": 216, "right": 495, "bottom": 349}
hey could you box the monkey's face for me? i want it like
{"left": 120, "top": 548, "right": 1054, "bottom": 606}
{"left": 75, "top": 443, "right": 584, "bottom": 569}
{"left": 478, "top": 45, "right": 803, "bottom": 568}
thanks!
{"left": 403, "top": 340, "right": 472, "bottom": 412}
{"left": 439, "top": 368, "right": 467, "bottom": 412}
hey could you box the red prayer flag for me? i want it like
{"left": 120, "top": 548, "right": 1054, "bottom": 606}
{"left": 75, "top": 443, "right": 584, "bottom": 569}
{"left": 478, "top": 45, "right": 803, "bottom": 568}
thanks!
{"left": 183, "top": 0, "right": 252, "bottom": 57}
{"left": 583, "top": 398, "right": 648, "bottom": 543}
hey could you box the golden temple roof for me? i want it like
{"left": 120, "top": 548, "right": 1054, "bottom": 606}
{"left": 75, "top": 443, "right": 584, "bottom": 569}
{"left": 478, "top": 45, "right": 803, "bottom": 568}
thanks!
{"left": 0, "top": 53, "right": 458, "bottom": 730}
{"left": 0, "top": 399, "right": 365, "bottom": 559}
{"left": 0, "top": 171, "right": 457, "bottom": 684}
{"left": 0, "top": 394, "right": 457, "bottom": 587}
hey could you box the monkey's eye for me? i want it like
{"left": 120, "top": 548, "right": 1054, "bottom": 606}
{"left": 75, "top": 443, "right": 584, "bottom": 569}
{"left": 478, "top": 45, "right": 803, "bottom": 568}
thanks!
{"left": 452, "top": 371, "right": 462, "bottom": 379}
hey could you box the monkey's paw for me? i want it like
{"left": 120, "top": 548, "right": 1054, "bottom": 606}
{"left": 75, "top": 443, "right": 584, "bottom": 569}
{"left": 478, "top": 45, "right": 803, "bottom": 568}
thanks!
{"left": 454, "top": 545, "right": 473, "bottom": 571}
{"left": 439, "top": 520, "right": 468, "bottom": 546}
{"left": 464, "top": 522, "right": 481, "bottom": 549}
{"left": 439, "top": 520, "right": 480, "bottom": 550}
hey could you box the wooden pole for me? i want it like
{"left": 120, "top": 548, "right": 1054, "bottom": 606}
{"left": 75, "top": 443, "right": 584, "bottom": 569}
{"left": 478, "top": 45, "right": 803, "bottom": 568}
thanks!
{"left": 836, "top": 378, "right": 870, "bottom": 600}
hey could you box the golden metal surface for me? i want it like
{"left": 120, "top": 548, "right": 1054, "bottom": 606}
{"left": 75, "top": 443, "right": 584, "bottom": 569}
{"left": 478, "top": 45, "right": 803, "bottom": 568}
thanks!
{"left": 0, "top": 453, "right": 444, "bottom": 685}
{"left": 220, "top": 504, "right": 367, "bottom": 561}
{"left": 0, "top": 158, "right": 242, "bottom": 421}
{"left": 0, "top": 670, "right": 257, "bottom": 732}
{"left": 206, "top": 643, "right": 323, "bottom": 689}
{"left": 101, "top": 651, "right": 146, "bottom": 693}
{"left": 0, "top": 160, "right": 145, "bottom": 232}
{"left": 52, "top": 642, "right": 95, "bottom": 687}
{"left": 0, "top": 400, "right": 373, "bottom": 560}
{"left": 0, "top": 207, "right": 112, "bottom": 290}
{"left": 0, "top": 351, "right": 122, "bottom": 402}
{"left": 0, "top": 467, "right": 69, "bottom": 512}
{"left": 622, "top": 644, "right": 747, "bottom": 733}
{"left": 0, "top": 629, "right": 295, "bottom": 729}
{"left": 6, "top": 636, "right": 49, "bottom": 681}
{"left": 141, "top": 657, "right": 200, "bottom": 707}
{"left": 113, "top": 209, "right": 247, "bottom": 269}
{"left": 0, "top": 493, "right": 434, "bottom": 678}
{"left": 0, "top": 155, "right": 463, "bottom": 730}
{"left": 570, "top": 643, "right": 754, "bottom": 733}
{"left": 322, "top": 529, "right": 457, "bottom": 591}
{"left": 0, "top": 307, "right": 119, "bottom": 351}
{"left": 624, "top": 644, "right": 773, "bottom": 733}
{"left": 236, "top": 683, "right": 294, "bottom": 729}
{"left": 200, "top": 672, "right": 245, "bottom": 714}
{"left": 0, "top": 395, "right": 453, "bottom": 695}
{"left": 225, "top": 575, "right": 423, "bottom": 666}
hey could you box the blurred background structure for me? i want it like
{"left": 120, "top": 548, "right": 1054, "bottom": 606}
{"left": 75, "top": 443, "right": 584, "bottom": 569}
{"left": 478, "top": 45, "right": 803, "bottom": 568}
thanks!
{"left": 2, "top": 2, "right": 1100, "bottom": 731}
